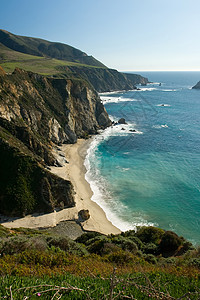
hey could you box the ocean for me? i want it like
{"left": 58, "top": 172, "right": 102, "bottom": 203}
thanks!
{"left": 85, "top": 72, "right": 200, "bottom": 245}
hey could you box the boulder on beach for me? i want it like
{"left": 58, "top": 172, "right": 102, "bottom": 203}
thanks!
{"left": 78, "top": 209, "right": 90, "bottom": 221}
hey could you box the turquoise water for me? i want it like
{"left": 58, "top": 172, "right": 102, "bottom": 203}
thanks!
{"left": 85, "top": 72, "right": 200, "bottom": 245}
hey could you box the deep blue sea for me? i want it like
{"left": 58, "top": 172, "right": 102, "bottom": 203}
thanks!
{"left": 85, "top": 72, "right": 200, "bottom": 245}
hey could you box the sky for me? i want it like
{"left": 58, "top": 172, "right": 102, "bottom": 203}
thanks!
{"left": 0, "top": 0, "right": 200, "bottom": 71}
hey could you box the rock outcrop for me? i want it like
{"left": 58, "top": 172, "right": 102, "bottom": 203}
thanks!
{"left": 192, "top": 81, "right": 200, "bottom": 89}
{"left": 0, "top": 68, "right": 111, "bottom": 217}
{"left": 57, "top": 66, "right": 148, "bottom": 92}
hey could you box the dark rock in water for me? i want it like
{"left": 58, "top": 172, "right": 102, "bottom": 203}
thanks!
{"left": 121, "top": 128, "right": 125, "bottom": 131}
{"left": 78, "top": 209, "right": 90, "bottom": 221}
{"left": 192, "top": 81, "right": 200, "bottom": 89}
{"left": 118, "top": 118, "right": 127, "bottom": 124}
{"left": 129, "top": 129, "right": 136, "bottom": 132}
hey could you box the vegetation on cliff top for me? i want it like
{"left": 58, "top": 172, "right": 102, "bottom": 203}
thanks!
{"left": 0, "top": 30, "right": 148, "bottom": 92}
{"left": 0, "top": 224, "right": 199, "bottom": 299}
{"left": 0, "top": 29, "right": 106, "bottom": 67}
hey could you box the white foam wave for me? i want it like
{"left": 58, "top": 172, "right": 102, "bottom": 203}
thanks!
{"left": 156, "top": 104, "right": 171, "bottom": 107}
{"left": 99, "top": 90, "right": 126, "bottom": 95}
{"left": 152, "top": 124, "right": 168, "bottom": 129}
{"left": 121, "top": 168, "right": 130, "bottom": 172}
{"left": 97, "top": 122, "right": 143, "bottom": 137}
{"left": 137, "top": 87, "right": 157, "bottom": 91}
{"left": 100, "top": 96, "right": 139, "bottom": 104}
{"left": 161, "top": 89, "right": 178, "bottom": 92}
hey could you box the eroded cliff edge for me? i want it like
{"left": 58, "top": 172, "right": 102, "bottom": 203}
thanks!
{"left": 0, "top": 67, "right": 111, "bottom": 217}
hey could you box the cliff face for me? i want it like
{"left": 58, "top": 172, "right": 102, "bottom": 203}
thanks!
{"left": 0, "top": 68, "right": 111, "bottom": 217}
{"left": 0, "top": 68, "right": 111, "bottom": 146}
{"left": 57, "top": 66, "right": 149, "bottom": 92}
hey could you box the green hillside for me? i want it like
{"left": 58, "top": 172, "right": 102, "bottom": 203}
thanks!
{"left": 0, "top": 30, "right": 148, "bottom": 92}
{"left": 0, "top": 29, "right": 106, "bottom": 67}
{"left": 0, "top": 42, "right": 103, "bottom": 76}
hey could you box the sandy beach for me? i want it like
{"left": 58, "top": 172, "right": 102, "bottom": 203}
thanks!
{"left": 1, "top": 139, "right": 120, "bottom": 235}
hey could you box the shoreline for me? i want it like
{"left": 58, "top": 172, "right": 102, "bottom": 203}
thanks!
{"left": 1, "top": 139, "right": 121, "bottom": 235}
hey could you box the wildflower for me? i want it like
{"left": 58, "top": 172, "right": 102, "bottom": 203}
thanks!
{"left": 37, "top": 293, "right": 41, "bottom": 296}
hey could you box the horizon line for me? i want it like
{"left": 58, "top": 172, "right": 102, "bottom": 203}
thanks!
{"left": 120, "top": 70, "right": 200, "bottom": 72}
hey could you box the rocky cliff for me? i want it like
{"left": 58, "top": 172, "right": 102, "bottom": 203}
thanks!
{"left": 0, "top": 67, "right": 111, "bottom": 217}
{"left": 57, "top": 66, "right": 148, "bottom": 92}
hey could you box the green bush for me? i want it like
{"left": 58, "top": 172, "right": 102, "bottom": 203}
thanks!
{"left": 0, "top": 235, "right": 48, "bottom": 255}
{"left": 86, "top": 236, "right": 110, "bottom": 255}
{"left": 47, "top": 236, "right": 88, "bottom": 256}
{"left": 111, "top": 236, "right": 138, "bottom": 253}
{"left": 1, "top": 236, "right": 30, "bottom": 255}
{"left": 0, "top": 225, "right": 10, "bottom": 237}
{"left": 159, "top": 231, "right": 182, "bottom": 255}
{"left": 144, "top": 254, "right": 157, "bottom": 264}
{"left": 187, "top": 258, "right": 200, "bottom": 269}
{"left": 104, "top": 249, "right": 135, "bottom": 264}
{"left": 127, "top": 236, "right": 144, "bottom": 250}
{"left": 75, "top": 232, "right": 103, "bottom": 244}
{"left": 144, "top": 242, "right": 158, "bottom": 255}
{"left": 136, "top": 226, "right": 165, "bottom": 245}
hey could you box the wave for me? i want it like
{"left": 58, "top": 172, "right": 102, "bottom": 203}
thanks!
{"left": 152, "top": 124, "right": 168, "bottom": 129}
{"left": 100, "top": 96, "right": 139, "bottom": 104}
{"left": 156, "top": 104, "right": 171, "bottom": 107}
{"left": 161, "top": 89, "right": 178, "bottom": 92}
{"left": 137, "top": 87, "right": 157, "bottom": 92}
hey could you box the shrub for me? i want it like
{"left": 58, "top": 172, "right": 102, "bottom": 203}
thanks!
{"left": 127, "top": 236, "right": 144, "bottom": 250}
{"left": 47, "top": 236, "right": 88, "bottom": 256}
{"left": 144, "top": 254, "right": 157, "bottom": 264}
{"left": 1, "top": 236, "right": 30, "bottom": 255}
{"left": 144, "top": 242, "right": 158, "bottom": 255}
{"left": 111, "top": 236, "right": 138, "bottom": 253}
{"left": 104, "top": 249, "right": 135, "bottom": 264}
{"left": 160, "top": 231, "right": 182, "bottom": 255}
{"left": 136, "top": 226, "right": 165, "bottom": 245}
{"left": 86, "top": 236, "right": 110, "bottom": 255}
{"left": 0, "top": 225, "right": 10, "bottom": 237}
{"left": 75, "top": 232, "right": 103, "bottom": 244}
{"left": 0, "top": 235, "right": 48, "bottom": 255}
{"left": 100, "top": 242, "right": 121, "bottom": 255}
{"left": 187, "top": 258, "right": 200, "bottom": 269}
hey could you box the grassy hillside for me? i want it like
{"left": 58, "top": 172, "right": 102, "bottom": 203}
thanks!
{"left": 0, "top": 225, "right": 199, "bottom": 299}
{"left": 0, "top": 29, "right": 106, "bottom": 67}
{"left": 0, "top": 30, "right": 149, "bottom": 92}
{"left": 0, "top": 42, "right": 103, "bottom": 76}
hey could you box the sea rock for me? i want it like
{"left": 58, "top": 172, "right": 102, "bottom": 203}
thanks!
{"left": 118, "top": 118, "right": 127, "bottom": 124}
{"left": 192, "top": 81, "right": 200, "bottom": 89}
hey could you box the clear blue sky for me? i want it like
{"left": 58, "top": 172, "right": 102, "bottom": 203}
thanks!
{"left": 0, "top": 0, "right": 200, "bottom": 71}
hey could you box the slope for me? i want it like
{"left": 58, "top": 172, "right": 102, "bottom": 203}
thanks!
{"left": 0, "top": 29, "right": 105, "bottom": 67}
